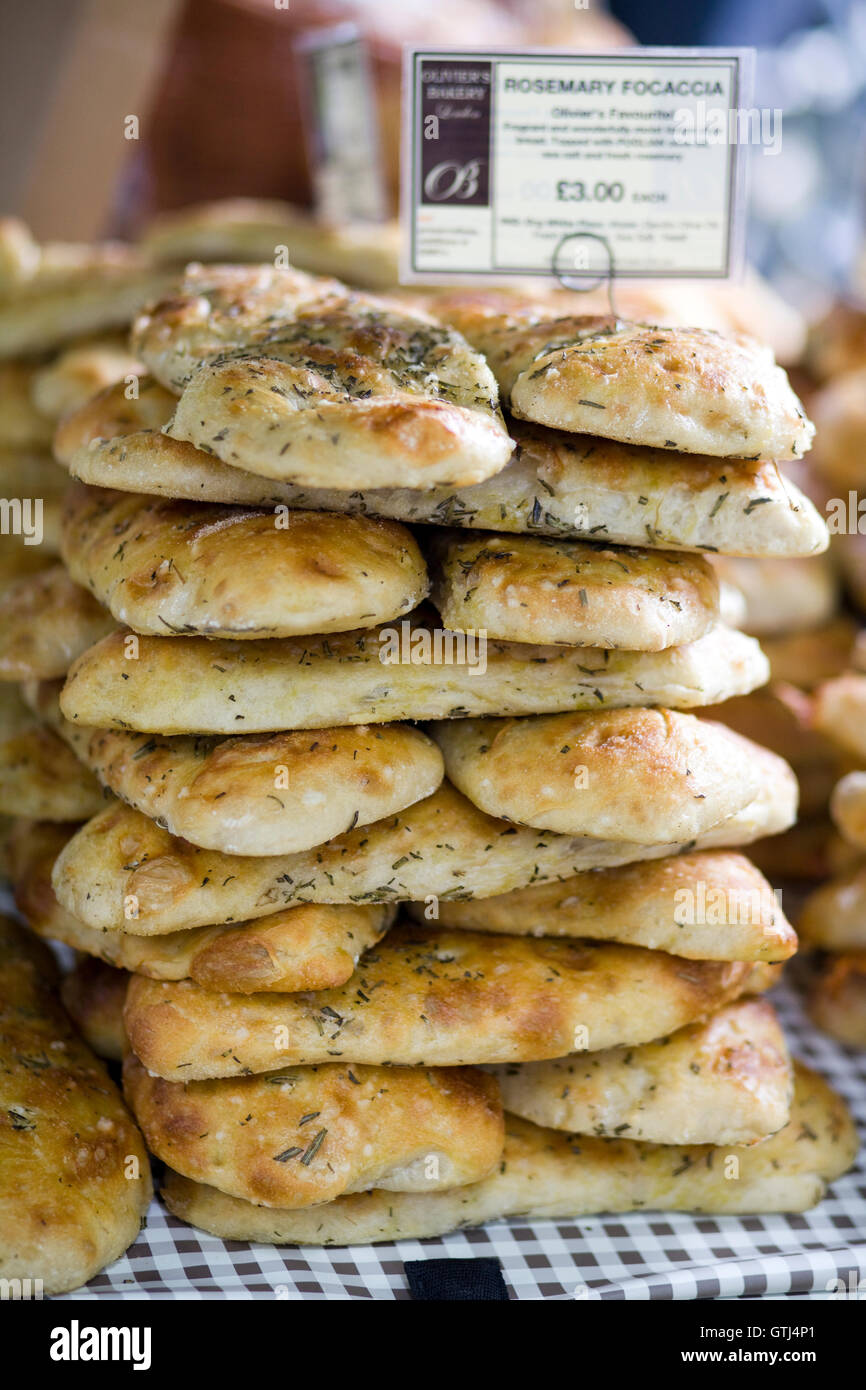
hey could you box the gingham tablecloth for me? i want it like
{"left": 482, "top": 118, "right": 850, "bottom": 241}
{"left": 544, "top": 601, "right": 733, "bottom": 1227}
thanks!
{"left": 52, "top": 982, "right": 866, "bottom": 1301}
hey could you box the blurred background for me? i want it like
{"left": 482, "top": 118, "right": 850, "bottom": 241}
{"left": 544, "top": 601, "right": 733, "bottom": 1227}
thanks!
{"left": 1, "top": 0, "right": 866, "bottom": 307}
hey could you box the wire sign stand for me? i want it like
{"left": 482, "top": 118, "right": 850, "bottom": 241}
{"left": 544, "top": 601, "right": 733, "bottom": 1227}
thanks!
{"left": 551, "top": 231, "right": 621, "bottom": 319}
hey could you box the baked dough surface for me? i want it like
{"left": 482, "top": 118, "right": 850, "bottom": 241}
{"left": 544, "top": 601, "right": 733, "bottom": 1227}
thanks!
{"left": 61, "top": 483, "right": 428, "bottom": 639}
{"left": 0, "top": 916, "right": 151, "bottom": 1292}
{"left": 161, "top": 1063, "right": 856, "bottom": 1241}
{"left": 132, "top": 265, "right": 513, "bottom": 490}
{"left": 429, "top": 293, "right": 814, "bottom": 461}
{"left": 58, "top": 384, "right": 828, "bottom": 558}
{"left": 50, "top": 771, "right": 796, "bottom": 936}
{"left": 59, "top": 617, "right": 769, "bottom": 734}
{"left": 409, "top": 847, "right": 797, "bottom": 963}
{"left": 122, "top": 925, "right": 774, "bottom": 1078}
{"left": 0, "top": 565, "right": 114, "bottom": 680}
{"left": 77, "top": 721, "right": 444, "bottom": 856}
{"left": 124, "top": 1055, "right": 503, "bottom": 1207}
{"left": 429, "top": 530, "right": 720, "bottom": 649}
{"left": 490, "top": 998, "right": 792, "bottom": 1145}
{"left": 431, "top": 710, "right": 766, "bottom": 843}
{"left": 14, "top": 820, "right": 395, "bottom": 994}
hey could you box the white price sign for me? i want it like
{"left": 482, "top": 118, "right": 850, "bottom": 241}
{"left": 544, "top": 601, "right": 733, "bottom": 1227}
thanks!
{"left": 401, "top": 47, "right": 754, "bottom": 281}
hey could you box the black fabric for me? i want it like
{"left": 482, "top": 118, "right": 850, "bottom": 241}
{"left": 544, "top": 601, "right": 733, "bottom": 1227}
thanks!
{"left": 405, "top": 1257, "right": 510, "bottom": 1301}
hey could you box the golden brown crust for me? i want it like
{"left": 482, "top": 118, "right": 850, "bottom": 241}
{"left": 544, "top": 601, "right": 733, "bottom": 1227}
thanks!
{"left": 51, "top": 775, "right": 796, "bottom": 937}
{"left": 431, "top": 710, "right": 766, "bottom": 843}
{"left": 810, "top": 368, "right": 866, "bottom": 489}
{"left": 124, "top": 1055, "right": 503, "bottom": 1207}
{"left": 0, "top": 916, "right": 151, "bottom": 1292}
{"left": 831, "top": 770, "right": 866, "bottom": 849}
{"left": 428, "top": 295, "right": 814, "bottom": 460}
{"left": 799, "top": 864, "right": 866, "bottom": 950}
{"left": 170, "top": 353, "right": 513, "bottom": 492}
{"left": 0, "top": 684, "right": 104, "bottom": 820}
{"left": 53, "top": 376, "right": 180, "bottom": 465}
{"left": 813, "top": 673, "right": 866, "bottom": 761}
{"left": 807, "top": 954, "right": 866, "bottom": 1048}
{"left": 60, "top": 957, "right": 128, "bottom": 1062}
{"left": 58, "top": 385, "right": 829, "bottom": 558}
{"left": 0, "top": 227, "right": 173, "bottom": 358}
{"left": 77, "top": 722, "right": 444, "bottom": 856}
{"left": 132, "top": 264, "right": 343, "bottom": 387}
{"left": 123, "top": 925, "right": 766, "bottom": 1079}
{"left": 133, "top": 265, "right": 512, "bottom": 489}
{"left": 13, "top": 820, "right": 395, "bottom": 993}
{"left": 491, "top": 999, "right": 792, "bottom": 1145}
{"left": 160, "top": 1062, "right": 856, "bottom": 1242}
{"left": 411, "top": 849, "right": 797, "bottom": 963}
{"left": 31, "top": 336, "right": 142, "bottom": 423}
{"left": 428, "top": 530, "right": 719, "bottom": 650}
{"left": 420, "top": 275, "right": 808, "bottom": 366}
{"left": 61, "top": 483, "right": 429, "bottom": 638}
{"left": 59, "top": 617, "right": 768, "bottom": 735}
{"left": 55, "top": 376, "right": 318, "bottom": 510}
{"left": 0, "top": 566, "right": 114, "bottom": 680}
{"left": 179, "top": 904, "right": 395, "bottom": 994}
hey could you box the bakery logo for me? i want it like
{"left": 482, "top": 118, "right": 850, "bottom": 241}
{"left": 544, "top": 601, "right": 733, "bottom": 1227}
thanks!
{"left": 420, "top": 60, "right": 491, "bottom": 207}
{"left": 49, "top": 1320, "right": 152, "bottom": 1370}
{"left": 0, "top": 496, "right": 42, "bottom": 545}
{"left": 423, "top": 159, "right": 484, "bottom": 203}
{"left": 378, "top": 621, "right": 488, "bottom": 675}
{"left": 673, "top": 103, "right": 783, "bottom": 156}
{"left": 826, "top": 491, "right": 866, "bottom": 534}
{"left": 0, "top": 1277, "right": 43, "bottom": 1299}
{"left": 673, "top": 882, "right": 784, "bottom": 929}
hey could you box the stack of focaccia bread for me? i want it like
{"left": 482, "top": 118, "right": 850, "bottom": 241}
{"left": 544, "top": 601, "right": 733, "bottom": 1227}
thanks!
{"left": 0, "top": 218, "right": 170, "bottom": 877}
{"left": 798, "top": 655, "right": 866, "bottom": 1047}
{"left": 0, "top": 220, "right": 173, "bottom": 1292}
{"left": 0, "top": 916, "right": 151, "bottom": 1293}
{"left": 2, "top": 257, "right": 858, "bottom": 1255}
{"left": 693, "top": 555, "right": 857, "bottom": 885}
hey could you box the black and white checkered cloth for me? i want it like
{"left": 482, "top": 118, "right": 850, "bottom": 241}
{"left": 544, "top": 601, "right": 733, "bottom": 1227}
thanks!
{"left": 53, "top": 983, "right": 866, "bottom": 1301}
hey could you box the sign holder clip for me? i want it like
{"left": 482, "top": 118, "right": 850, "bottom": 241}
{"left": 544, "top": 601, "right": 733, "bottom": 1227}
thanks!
{"left": 551, "top": 231, "right": 621, "bottom": 318}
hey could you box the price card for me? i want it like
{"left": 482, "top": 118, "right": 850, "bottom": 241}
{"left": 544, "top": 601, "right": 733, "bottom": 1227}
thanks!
{"left": 401, "top": 47, "right": 754, "bottom": 281}
{"left": 296, "top": 23, "right": 387, "bottom": 225}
